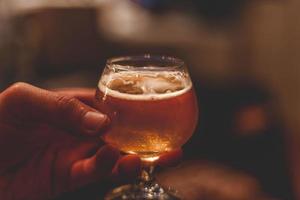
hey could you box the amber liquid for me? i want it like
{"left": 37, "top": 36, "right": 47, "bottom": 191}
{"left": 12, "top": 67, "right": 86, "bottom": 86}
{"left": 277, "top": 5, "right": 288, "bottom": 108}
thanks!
{"left": 95, "top": 88, "right": 198, "bottom": 161}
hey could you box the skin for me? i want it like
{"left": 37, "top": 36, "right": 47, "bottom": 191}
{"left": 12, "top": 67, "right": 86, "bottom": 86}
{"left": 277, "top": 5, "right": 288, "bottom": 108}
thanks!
{"left": 0, "top": 83, "right": 182, "bottom": 200}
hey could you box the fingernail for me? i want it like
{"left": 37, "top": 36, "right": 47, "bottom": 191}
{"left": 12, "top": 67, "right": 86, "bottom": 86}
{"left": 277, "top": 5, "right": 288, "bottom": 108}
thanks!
{"left": 82, "top": 111, "right": 110, "bottom": 135}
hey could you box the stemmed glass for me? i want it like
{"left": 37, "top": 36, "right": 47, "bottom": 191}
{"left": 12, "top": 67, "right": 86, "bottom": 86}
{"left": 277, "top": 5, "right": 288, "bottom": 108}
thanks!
{"left": 95, "top": 55, "right": 198, "bottom": 200}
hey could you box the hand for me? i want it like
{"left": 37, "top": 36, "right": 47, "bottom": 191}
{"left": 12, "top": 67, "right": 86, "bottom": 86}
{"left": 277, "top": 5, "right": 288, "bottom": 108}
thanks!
{"left": 0, "top": 83, "right": 181, "bottom": 200}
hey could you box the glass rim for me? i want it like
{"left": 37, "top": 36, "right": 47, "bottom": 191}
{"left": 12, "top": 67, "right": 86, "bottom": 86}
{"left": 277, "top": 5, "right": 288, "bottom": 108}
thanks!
{"left": 106, "top": 55, "right": 185, "bottom": 71}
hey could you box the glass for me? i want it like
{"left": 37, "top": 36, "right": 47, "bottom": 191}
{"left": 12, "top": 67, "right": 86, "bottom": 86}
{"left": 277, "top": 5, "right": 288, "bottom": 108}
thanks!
{"left": 95, "top": 55, "right": 198, "bottom": 200}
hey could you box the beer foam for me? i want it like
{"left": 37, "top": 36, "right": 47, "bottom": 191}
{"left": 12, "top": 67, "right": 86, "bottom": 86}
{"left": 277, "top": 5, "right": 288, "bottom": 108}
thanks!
{"left": 98, "top": 71, "right": 192, "bottom": 100}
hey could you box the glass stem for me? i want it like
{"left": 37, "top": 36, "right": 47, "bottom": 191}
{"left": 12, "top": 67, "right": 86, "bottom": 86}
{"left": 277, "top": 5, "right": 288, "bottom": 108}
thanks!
{"left": 139, "top": 162, "right": 155, "bottom": 184}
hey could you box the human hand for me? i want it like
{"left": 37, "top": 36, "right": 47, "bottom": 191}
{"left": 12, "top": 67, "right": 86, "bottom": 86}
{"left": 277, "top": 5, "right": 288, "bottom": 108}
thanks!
{"left": 0, "top": 83, "right": 181, "bottom": 200}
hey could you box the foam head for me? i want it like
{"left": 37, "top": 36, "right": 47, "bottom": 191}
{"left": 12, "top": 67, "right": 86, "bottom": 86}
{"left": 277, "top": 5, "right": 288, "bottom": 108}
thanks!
{"left": 99, "top": 71, "right": 192, "bottom": 100}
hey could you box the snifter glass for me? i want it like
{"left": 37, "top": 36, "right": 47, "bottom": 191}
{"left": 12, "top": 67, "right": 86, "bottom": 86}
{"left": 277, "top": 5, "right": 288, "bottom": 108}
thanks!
{"left": 95, "top": 55, "right": 198, "bottom": 200}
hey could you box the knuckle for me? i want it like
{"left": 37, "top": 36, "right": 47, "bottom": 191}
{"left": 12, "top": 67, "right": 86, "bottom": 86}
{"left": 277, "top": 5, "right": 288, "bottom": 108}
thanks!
{"left": 55, "top": 95, "right": 88, "bottom": 128}
{"left": 0, "top": 82, "right": 31, "bottom": 103}
{"left": 56, "top": 95, "right": 79, "bottom": 108}
{"left": 0, "top": 82, "right": 34, "bottom": 119}
{"left": 5, "top": 82, "right": 30, "bottom": 96}
{"left": 56, "top": 95, "right": 86, "bottom": 116}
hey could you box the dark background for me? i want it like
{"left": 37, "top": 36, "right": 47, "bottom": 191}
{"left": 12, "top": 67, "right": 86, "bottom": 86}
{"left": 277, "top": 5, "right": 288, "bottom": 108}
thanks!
{"left": 0, "top": 0, "right": 299, "bottom": 199}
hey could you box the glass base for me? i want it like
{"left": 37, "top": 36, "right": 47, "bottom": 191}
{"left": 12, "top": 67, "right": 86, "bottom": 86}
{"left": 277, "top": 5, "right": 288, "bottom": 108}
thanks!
{"left": 104, "top": 182, "right": 180, "bottom": 200}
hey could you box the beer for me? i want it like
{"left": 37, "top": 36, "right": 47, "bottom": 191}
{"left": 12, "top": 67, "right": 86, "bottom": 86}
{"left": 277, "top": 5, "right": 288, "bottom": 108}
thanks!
{"left": 96, "top": 70, "right": 198, "bottom": 161}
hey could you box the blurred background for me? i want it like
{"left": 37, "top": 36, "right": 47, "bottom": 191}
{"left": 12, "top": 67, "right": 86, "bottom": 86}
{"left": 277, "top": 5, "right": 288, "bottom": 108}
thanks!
{"left": 0, "top": 0, "right": 299, "bottom": 199}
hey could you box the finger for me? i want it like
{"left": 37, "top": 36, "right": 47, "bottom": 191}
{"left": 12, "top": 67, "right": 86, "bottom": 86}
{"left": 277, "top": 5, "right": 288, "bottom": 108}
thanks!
{"left": 0, "top": 82, "right": 109, "bottom": 136}
{"left": 157, "top": 149, "right": 183, "bottom": 167}
{"left": 53, "top": 88, "right": 95, "bottom": 107}
{"left": 52, "top": 139, "right": 103, "bottom": 195}
{"left": 111, "top": 155, "right": 142, "bottom": 183}
{"left": 69, "top": 145, "right": 120, "bottom": 190}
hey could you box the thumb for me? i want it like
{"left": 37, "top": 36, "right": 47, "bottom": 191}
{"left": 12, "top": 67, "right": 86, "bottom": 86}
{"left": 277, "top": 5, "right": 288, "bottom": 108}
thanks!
{"left": 0, "top": 82, "right": 109, "bottom": 136}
